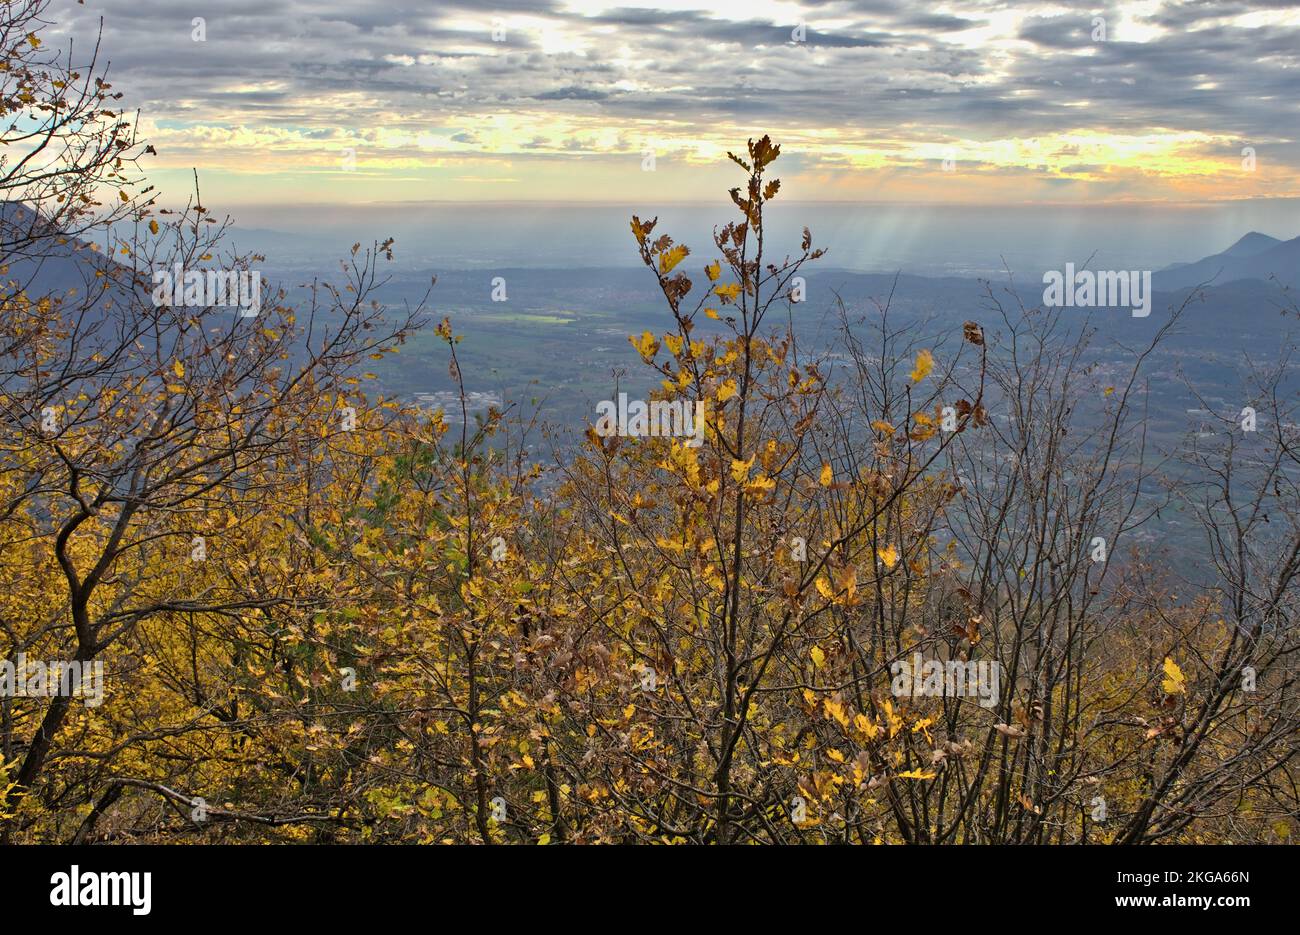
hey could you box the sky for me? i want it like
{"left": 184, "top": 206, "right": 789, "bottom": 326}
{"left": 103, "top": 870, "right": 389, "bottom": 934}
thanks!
{"left": 48, "top": 0, "right": 1300, "bottom": 207}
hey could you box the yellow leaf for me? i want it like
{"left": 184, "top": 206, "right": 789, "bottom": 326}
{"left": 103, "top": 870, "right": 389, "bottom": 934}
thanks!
{"left": 630, "top": 330, "right": 658, "bottom": 361}
{"left": 877, "top": 545, "right": 899, "bottom": 569}
{"left": 714, "top": 283, "right": 742, "bottom": 303}
{"left": 909, "top": 422, "right": 937, "bottom": 442}
{"left": 823, "top": 698, "right": 849, "bottom": 727}
{"left": 717, "top": 378, "right": 737, "bottom": 402}
{"left": 882, "top": 699, "right": 903, "bottom": 737}
{"left": 835, "top": 566, "right": 858, "bottom": 605}
{"left": 1162, "top": 657, "right": 1186, "bottom": 695}
{"left": 819, "top": 463, "right": 833, "bottom": 486}
{"left": 811, "top": 645, "right": 826, "bottom": 669}
{"left": 148, "top": 219, "right": 159, "bottom": 235}
{"left": 704, "top": 261, "right": 721, "bottom": 281}
{"left": 853, "top": 713, "right": 879, "bottom": 740}
{"left": 897, "top": 769, "right": 936, "bottom": 780}
{"left": 659, "top": 244, "right": 689, "bottom": 274}
{"left": 172, "top": 360, "right": 184, "bottom": 378}
{"left": 909, "top": 349, "right": 934, "bottom": 383}
{"left": 705, "top": 308, "right": 719, "bottom": 320}
{"left": 730, "top": 456, "right": 754, "bottom": 482}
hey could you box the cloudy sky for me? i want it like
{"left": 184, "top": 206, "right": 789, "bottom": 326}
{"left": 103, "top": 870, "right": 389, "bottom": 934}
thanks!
{"left": 51, "top": 0, "right": 1300, "bottom": 206}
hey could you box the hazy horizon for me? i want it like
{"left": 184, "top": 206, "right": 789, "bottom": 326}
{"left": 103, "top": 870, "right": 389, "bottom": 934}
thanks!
{"left": 202, "top": 197, "right": 1300, "bottom": 277}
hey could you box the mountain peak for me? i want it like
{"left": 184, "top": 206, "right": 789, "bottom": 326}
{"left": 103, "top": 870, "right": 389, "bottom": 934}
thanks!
{"left": 1153, "top": 230, "right": 1299, "bottom": 291}
{"left": 1222, "top": 231, "right": 1283, "bottom": 258}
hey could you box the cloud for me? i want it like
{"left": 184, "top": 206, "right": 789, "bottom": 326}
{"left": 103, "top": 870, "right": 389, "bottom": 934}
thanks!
{"left": 51, "top": 0, "right": 1300, "bottom": 202}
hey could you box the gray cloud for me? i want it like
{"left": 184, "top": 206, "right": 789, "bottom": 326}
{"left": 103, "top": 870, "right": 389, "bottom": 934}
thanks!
{"left": 48, "top": 0, "right": 1300, "bottom": 170}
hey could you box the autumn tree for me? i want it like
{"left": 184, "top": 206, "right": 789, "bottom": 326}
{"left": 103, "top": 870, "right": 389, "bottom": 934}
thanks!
{"left": 0, "top": 2, "right": 427, "bottom": 839}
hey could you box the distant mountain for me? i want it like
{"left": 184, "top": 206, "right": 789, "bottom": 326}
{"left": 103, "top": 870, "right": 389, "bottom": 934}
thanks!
{"left": 0, "top": 202, "right": 173, "bottom": 358}
{"left": 1, "top": 201, "right": 127, "bottom": 305}
{"left": 1153, "top": 231, "right": 1299, "bottom": 290}
{"left": 1220, "top": 231, "right": 1283, "bottom": 257}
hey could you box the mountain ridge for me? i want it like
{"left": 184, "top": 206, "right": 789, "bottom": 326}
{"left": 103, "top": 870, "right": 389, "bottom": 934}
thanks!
{"left": 1152, "top": 231, "right": 1299, "bottom": 290}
